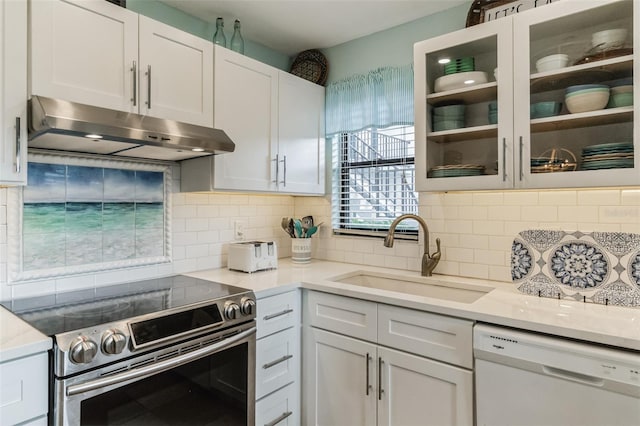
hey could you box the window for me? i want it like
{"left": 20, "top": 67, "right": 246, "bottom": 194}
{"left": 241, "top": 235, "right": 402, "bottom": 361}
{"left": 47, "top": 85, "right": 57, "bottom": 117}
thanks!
{"left": 332, "top": 125, "right": 418, "bottom": 237}
{"left": 325, "top": 64, "right": 417, "bottom": 237}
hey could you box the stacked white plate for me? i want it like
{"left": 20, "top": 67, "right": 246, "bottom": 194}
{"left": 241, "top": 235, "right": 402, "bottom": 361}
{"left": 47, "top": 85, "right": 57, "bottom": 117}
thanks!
{"left": 581, "top": 142, "right": 634, "bottom": 170}
{"left": 429, "top": 164, "right": 485, "bottom": 178}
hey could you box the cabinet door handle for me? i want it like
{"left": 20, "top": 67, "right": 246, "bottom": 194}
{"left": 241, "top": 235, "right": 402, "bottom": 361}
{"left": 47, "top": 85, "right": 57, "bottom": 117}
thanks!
{"left": 272, "top": 154, "right": 279, "bottom": 184}
{"left": 131, "top": 61, "right": 137, "bottom": 106}
{"left": 502, "top": 138, "right": 507, "bottom": 182}
{"left": 518, "top": 136, "right": 524, "bottom": 181}
{"left": 264, "top": 411, "right": 293, "bottom": 426}
{"left": 280, "top": 155, "right": 287, "bottom": 187}
{"left": 365, "top": 352, "right": 371, "bottom": 395}
{"left": 146, "top": 65, "right": 151, "bottom": 109}
{"left": 262, "top": 354, "right": 293, "bottom": 370}
{"left": 14, "top": 117, "right": 21, "bottom": 173}
{"left": 378, "top": 356, "right": 384, "bottom": 400}
{"left": 263, "top": 308, "right": 293, "bottom": 321}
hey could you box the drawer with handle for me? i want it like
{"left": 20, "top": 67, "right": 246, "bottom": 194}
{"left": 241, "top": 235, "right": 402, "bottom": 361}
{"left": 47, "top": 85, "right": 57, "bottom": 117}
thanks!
{"left": 255, "top": 381, "right": 298, "bottom": 426}
{"left": 257, "top": 290, "right": 299, "bottom": 339}
{"left": 256, "top": 326, "right": 298, "bottom": 399}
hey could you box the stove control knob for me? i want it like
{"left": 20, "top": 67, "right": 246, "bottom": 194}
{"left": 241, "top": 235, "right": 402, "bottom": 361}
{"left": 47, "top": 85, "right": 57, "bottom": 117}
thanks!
{"left": 102, "top": 329, "right": 127, "bottom": 355}
{"left": 69, "top": 336, "right": 98, "bottom": 364}
{"left": 240, "top": 297, "right": 256, "bottom": 316}
{"left": 224, "top": 301, "right": 240, "bottom": 320}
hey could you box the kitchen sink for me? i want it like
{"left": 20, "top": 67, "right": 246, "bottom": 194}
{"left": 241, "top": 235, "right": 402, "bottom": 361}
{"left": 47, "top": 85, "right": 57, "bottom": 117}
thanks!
{"left": 328, "top": 271, "right": 493, "bottom": 303}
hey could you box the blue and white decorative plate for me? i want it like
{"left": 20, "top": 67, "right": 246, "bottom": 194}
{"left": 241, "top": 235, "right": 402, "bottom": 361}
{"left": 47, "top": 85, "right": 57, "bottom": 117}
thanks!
{"left": 512, "top": 230, "right": 640, "bottom": 307}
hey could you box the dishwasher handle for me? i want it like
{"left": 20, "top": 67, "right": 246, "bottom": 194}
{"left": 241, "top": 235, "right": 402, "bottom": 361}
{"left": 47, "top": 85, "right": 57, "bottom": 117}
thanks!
{"left": 542, "top": 365, "right": 605, "bottom": 387}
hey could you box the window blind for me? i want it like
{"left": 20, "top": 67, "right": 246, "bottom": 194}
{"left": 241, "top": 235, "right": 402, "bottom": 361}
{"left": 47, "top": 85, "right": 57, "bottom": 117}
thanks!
{"left": 326, "top": 64, "right": 417, "bottom": 237}
{"left": 332, "top": 125, "right": 418, "bottom": 237}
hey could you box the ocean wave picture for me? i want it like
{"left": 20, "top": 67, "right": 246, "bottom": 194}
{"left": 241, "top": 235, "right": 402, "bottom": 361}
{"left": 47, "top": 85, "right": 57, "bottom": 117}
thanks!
{"left": 22, "top": 163, "right": 165, "bottom": 271}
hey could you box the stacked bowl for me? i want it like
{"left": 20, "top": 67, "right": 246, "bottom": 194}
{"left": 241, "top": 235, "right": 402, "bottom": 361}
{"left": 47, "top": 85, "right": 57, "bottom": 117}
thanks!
{"left": 432, "top": 104, "right": 465, "bottom": 132}
{"left": 434, "top": 56, "right": 488, "bottom": 92}
{"left": 592, "top": 28, "right": 628, "bottom": 52}
{"left": 488, "top": 102, "right": 498, "bottom": 124}
{"left": 535, "top": 54, "right": 569, "bottom": 73}
{"left": 530, "top": 101, "right": 562, "bottom": 119}
{"left": 565, "top": 84, "right": 610, "bottom": 113}
{"left": 607, "top": 78, "right": 633, "bottom": 108}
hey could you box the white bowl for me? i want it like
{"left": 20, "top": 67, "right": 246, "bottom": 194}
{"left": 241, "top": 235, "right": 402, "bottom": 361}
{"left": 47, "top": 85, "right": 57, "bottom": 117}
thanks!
{"left": 434, "top": 71, "right": 488, "bottom": 92}
{"left": 565, "top": 90, "right": 610, "bottom": 113}
{"left": 611, "top": 85, "right": 633, "bottom": 95}
{"left": 592, "top": 28, "right": 628, "bottom": 51}
{"left": 536, "top": 54, "right": 569, "bottom": 73}
{"left": 493, "top": 67, "right": 498, "bottom": 82}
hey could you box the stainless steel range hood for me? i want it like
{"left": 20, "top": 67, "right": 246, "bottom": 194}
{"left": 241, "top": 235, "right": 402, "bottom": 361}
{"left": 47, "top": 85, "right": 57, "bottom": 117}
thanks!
{"left": 28, "top": 96, "right": 235, "bottom": 161}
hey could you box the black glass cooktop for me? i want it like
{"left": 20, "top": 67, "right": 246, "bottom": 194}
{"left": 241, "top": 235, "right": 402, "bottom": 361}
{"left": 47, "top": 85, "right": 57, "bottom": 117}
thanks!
{"left": 1, "top": 275, "right": 250, "bottom": 336}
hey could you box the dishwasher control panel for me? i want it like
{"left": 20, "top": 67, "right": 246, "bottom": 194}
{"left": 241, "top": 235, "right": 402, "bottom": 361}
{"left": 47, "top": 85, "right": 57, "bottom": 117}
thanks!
{"left": 474, "top": 324, "right": 640, "bottom": 387}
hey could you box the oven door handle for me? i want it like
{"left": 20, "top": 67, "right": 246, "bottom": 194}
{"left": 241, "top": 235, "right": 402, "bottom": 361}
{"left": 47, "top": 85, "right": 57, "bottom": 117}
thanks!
{"left": 66, "top": 327, "right": 256, "bottom": 397}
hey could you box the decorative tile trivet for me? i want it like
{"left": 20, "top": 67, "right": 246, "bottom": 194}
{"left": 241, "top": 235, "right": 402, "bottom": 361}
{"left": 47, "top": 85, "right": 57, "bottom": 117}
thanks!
{"left": 511, "top": 230, "right": 640, "bottom": 307}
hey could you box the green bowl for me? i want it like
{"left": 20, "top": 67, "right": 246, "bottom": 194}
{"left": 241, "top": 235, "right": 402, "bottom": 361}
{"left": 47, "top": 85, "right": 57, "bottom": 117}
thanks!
{"left": 530, "top": 101, "right": 562, "bottom": 118}
{"left": 607, "top": 92, "right": 633, "bottom": 108}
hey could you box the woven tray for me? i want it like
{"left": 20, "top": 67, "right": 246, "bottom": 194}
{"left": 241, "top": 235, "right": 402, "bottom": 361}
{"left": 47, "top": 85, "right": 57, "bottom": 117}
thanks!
{"left": 290, "top": 49, "right": 329, "bottom": 86}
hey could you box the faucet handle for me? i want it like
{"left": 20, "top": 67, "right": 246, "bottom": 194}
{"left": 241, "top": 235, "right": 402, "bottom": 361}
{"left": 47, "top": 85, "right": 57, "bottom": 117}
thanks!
{"left": 430, "top": 238, "right": 441, "bottom": 261}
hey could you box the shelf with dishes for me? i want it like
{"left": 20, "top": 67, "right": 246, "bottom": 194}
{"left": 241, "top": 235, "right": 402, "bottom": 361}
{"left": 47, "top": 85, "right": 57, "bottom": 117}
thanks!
{"left": 531, "top": 106, "right": 633, "bottom": 133}
{"left": 530, "top": 55, "right": 632, "bottom": 93}
{"left": 427, "top": 124, "right": 497, "bottom": 143}
{"left": 530, "top": 141, "right": 634, "bottom": 174}
{"left": 426, "top": 82, "right": 497, "bottom": 105}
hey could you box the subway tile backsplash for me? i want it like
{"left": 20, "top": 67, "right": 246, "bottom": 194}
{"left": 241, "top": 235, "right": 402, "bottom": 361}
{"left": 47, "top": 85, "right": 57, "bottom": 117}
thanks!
{"left": 298, "top": 188, "right": 640, "bottom": 283}
{"left": 1, "top": 185, "right": 639, "bottom": 300}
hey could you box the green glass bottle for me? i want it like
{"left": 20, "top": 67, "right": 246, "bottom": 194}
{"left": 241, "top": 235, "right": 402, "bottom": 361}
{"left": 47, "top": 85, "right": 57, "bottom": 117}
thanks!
{"left": 213, "top": 17, "right": 226, "bottom": 47}
{"left": 230, "top": 19, "right": 244, "bottom": 54}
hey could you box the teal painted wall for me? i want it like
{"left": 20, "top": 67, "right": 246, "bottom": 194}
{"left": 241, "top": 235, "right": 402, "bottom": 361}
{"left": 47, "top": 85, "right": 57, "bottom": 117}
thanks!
{"left": 322, "top": 4, "right": 469, "bottom": 84}
{"left": 126, "top": 0, "right": 291, "bottom": 70}
{"left": 126, "top": 1, "right": 469, "bottom": 83}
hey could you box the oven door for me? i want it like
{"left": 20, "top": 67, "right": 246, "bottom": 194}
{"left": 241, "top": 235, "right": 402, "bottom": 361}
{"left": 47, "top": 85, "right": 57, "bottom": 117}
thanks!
{"left": 55, "top": 325, "right": 256, "bottom": 426}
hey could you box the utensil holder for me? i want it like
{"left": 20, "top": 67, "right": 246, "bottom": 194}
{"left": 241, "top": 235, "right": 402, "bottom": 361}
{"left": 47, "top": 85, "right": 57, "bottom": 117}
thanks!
{"left": 291, "top": 239, "right": 312, "bottom": 264}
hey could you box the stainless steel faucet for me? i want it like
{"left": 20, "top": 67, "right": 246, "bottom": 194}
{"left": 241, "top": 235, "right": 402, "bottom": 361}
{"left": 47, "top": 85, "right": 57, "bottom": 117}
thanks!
{"left": 384, "top": 214, "right": 441, "bottom": 277}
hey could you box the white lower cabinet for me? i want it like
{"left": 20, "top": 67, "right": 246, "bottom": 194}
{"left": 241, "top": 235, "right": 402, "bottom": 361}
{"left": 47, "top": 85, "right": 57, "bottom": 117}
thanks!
{"left": 255, "top": 380, "right": 299, "bottom": 426}
{"left": 303, "top": 290, "right": 474, "bottom": 426}
{"left": 256, "top": 290, "right": 300, "bottom": 426}
{"left": 377, "top": 346, "right": 473, "bottom": 426}
{"left": 0, "top": 352, "right": 48, "bottom": 426}
{"left": 256, "top": 326, "right": 297, "bottom": 399}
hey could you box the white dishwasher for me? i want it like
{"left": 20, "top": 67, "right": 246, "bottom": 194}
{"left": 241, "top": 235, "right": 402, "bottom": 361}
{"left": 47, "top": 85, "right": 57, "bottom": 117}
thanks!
{"left": 474, "top": 324, "right": 640, "bottom": 426}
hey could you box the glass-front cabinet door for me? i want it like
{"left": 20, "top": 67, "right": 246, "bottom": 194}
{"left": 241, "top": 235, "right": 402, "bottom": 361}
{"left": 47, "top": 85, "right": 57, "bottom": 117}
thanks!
{"left": 514, "top": 0, "right": 637, "bottom": 188}
{"left": 415, "top": 17, "right": 514, "bottom": 191}
{"left": 415, "top": 0, "right": 637, "bottom": 192}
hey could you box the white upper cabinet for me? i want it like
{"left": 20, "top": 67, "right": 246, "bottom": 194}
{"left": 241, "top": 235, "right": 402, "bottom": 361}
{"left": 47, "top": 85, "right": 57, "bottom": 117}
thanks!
{"left": 30, "top": 0, "right": 138, "bottom": 113}
{"left": 277, "top": 71, "right": 325, "bottom": 194}
{"left": 414, "top": 0, "right": 638, "bottom": 191}
{"left": 0, "top": 0, "right": 27, "bottom": 185}
{"left": 210, "top": 45, "right": 279, "bottom": 192}
{"left": 138, "top": 16, "right": 213, "bottom": 127}
{"left": 415, "top": 17, "right": 513, "bottom": 191}
{"left": 29, "top": 0, "right": 213, "bottom": 127}
{"left": 515, "top": 0, "right": 636, "bottom": 189}
{"left": 181, "top": 46, "right": 325, "bottom": 195}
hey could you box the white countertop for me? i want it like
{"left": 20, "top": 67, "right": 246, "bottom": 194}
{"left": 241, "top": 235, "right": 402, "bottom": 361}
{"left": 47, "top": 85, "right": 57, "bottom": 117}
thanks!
{"left": 0, "top": 306, "right": 51, "bottom": 363}
{"left": 187, "top": 259, "right": 640, "bottom": 352}
{"left": 2, "top": 259, "right": 638, "bottom": 361}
